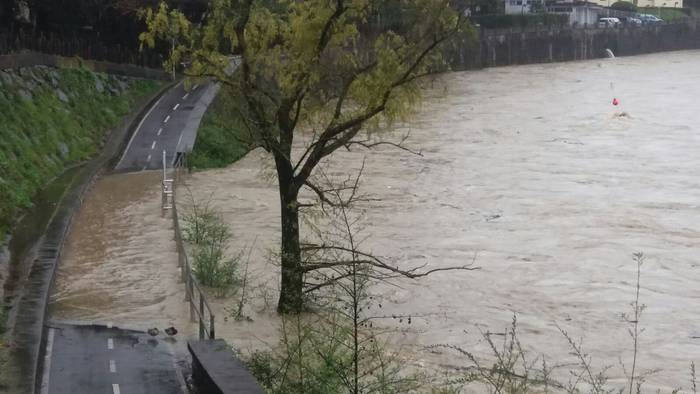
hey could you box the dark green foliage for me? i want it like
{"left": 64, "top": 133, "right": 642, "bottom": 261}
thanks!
{"left": 470, "top": 13, "right": 569, "bottom": 29}
{"left": 188, "top": 86, "right": 253, "bottom": 170}
{"left": 0, "top": 67, "right": 160, "bottom": 237}
{"left": 611, "top": 1, "right": 638, "bottom": 12}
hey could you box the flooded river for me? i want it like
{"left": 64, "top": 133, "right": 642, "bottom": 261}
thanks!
{"left": 178, "top": 50, "right": 700, "bottom": 391}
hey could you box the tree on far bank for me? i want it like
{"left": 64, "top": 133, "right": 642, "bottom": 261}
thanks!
{"left": 611, "top": 1, "right": 638, "bottom": 12}
{"left": 142, "top": 0, "right": 473, "bottom": 314}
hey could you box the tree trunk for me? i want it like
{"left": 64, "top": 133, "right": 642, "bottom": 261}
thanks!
{"left": 276, "top": 155, "right": 304, "bottom": 314}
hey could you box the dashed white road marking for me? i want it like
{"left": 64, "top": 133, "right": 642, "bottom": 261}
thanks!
{"left": 107, "top": 338, "right": 114, "bottom": 350}
{"left": 146, "top": 154, "right": 152, "bottom": 162}
{"left": 193, "top": 84, "right": 199, "bottom": 90}
{"left": 173, "top": 103, "right": 180, "bottom": 110}
{"left": 40, "top": 328, "right": 56, "bottom": 394}
{"left": 112, "top": 383, "right": 121, "bottom": 394}
{"left": 109, "top": 360, "right": 117, "bottom": 373}
{"left": 182, "top": 93, "right": 189, "bottom": 100}
{"left": 157, "top": 128, "right": 163, "bottom": 136}
{"left": 164, "top": 115, "right": 171, "bottom": 123}
{"left": 115, "top": 80, "right": 182, "bottom": 168}
{"left": 151, "top": 141, "right": 157, "bottom": 150}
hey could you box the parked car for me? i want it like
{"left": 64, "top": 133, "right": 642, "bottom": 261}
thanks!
{"left": 637, "top": 14, "right": 664, "bottom": 24}
{"left": 598, "top": 17, "right": 621, "bottom": 28}
{"left": 619, "top": 16, "right": 643, "bottom": 26}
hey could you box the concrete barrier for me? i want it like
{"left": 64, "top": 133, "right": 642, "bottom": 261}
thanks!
{"left": 188, "top": 339, "right": 265, "bottom": 394}
{"left": 446, "top": 19, "right": 700, "bottom": 70}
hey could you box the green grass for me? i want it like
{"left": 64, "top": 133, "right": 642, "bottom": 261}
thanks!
{"left": 0, "top": 68, "right": 161, "bottom": 236}
{"left": 188, "top": 86, "right": 253, "bottom": 170}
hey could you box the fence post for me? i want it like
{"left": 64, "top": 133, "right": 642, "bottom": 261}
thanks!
{"left": 199, "top": 296, "right": 205, "bottom": 340}
{"left": 210, "top": 315, "right": 215, "bottom": 339}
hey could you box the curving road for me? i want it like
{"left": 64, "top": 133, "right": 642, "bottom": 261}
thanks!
{"left": 115, "top": 80, "right": 215, "bottom": 172}
{"left": 40, "top": 79, "right": 223, "bottom": 393}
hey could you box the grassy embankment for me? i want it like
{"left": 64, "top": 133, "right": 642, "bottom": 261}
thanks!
{"left": 0, "top": 67, "right": 161, "bottom": 236}
{"left": 188, "top": 86, "right": 253, "bottom": 169}
{"left": 0, "top": 65, "right": 161, "bottom": 390}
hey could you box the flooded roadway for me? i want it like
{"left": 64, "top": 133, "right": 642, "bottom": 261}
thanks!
{"left": 49, "top": 171, "right": 192, "bottom": 334}
{"left": 177, "top": 50, "right": 700, "bottom": 390}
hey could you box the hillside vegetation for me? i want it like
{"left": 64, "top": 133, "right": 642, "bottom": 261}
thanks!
{"left": 0, "top": 66, "right": 161, "bottom": 236}
{"left": 188, "top": 86, "right": 253, "bottom": 170}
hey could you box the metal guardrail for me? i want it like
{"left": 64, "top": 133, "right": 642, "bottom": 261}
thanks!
{"left": 162, "top": 150, "right": 215, "bottom": 340}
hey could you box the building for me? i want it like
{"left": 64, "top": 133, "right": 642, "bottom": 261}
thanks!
{"left": 587, "top": 0, "right": 683, "bottom": 8}
{"left": 546, "top": 1, "right": 604, "bottom": 25}
{"left": 505, "top": 0, "right": 545, "bottom": 14}
{"left": 506, "top": 0, "right": 682, "bottom": 18}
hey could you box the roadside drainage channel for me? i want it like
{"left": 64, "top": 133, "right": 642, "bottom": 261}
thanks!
{"left": 2, "top": 78, "right": 176, "bottom": 394}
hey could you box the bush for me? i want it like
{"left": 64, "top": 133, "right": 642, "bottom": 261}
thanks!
{"left": 182, "top": 198, "right": 240, "bottom": 297}
{"left": 611, "top": 1, "right": 638, "bottom": 12}
{"left": 189, "top": 86, "right": 254, "bottom": 170}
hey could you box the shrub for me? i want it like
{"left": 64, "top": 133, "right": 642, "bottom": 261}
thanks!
{"left": 182, "top": 197, "right": 241, "bottom": 297}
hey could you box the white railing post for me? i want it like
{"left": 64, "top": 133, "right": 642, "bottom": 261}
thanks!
{"left": 162, "top": 150, "right": 173, "bottom": 209}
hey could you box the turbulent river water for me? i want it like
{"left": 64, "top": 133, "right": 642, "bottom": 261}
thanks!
{"left": 52, "top": 50, "right": 700, "bottom": 391}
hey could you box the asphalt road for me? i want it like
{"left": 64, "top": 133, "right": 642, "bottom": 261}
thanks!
{"left": 115, "top": 81, "right": 209, "bottom": 172}
{"left": 41, "top": 324, "right": 186, "bottom": 394}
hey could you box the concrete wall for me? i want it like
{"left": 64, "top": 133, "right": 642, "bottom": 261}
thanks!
{"left": 0, "top": 51, "right": 169, "bottom": 80}
{"left": 447, "top": 19, "right": 700, "bottom": 70}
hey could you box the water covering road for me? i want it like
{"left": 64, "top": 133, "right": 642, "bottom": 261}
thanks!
{"left": 177, "top": 50, "right": 700, "bottom": 391}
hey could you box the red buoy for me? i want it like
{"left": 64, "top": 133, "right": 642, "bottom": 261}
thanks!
{"left": 612, "top": 98, "right": 619, "bottom": 106}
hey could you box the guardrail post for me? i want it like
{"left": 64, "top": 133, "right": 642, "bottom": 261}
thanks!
{"left": 189, "top": 279, "right": 195, "bottom": 320}
{"left": 199, "top": 296, "right": 205, "bottom": 340}
{"left": 210, "top": 315, "right": 215, "bottom": 339}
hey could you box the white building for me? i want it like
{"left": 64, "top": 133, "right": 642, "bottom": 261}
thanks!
{"left": 587, "top": 0, "right": 683, "bottom": 8}
{"left": 505, "top": 0, "right": 545, "bottom": 14}
{"left": 547, "top": 1, "right": 604, "bottom": 25}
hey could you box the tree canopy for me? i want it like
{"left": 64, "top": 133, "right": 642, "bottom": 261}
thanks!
{"left": 142, "top": 0, "right": 471, "bottom": 313}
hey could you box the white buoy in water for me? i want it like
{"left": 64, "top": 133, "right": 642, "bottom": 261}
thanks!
{"left": 605, "top": 48, "right": 615, "bottom": 58}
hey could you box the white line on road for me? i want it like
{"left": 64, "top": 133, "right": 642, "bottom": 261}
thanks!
{"left": 151, "top": 141, "right": 157, "bottom": 150}
{"left": 164, "top": 115, "right": 171, "bottom": 123}
{"left": 40, "top": 328, "right": 56, "bottom": 394}
{"left": 109, "top": 360, "right": 117, "bottom": 373}
{"left": 112, "top": 383, "right": 121, "bottom": 394}
{"left": 115, "top": 81, "right": 182, "bottom": 169}
{"left": 146, "top": 154, "right": 152, "bottom": 162}
{"left": 193, "top": 84, "right": 199, "bottom": 90}
{"left": 157, "top": 128, "right": 163, "bottom": 136}
{"left": 173, "top": 103, "right": 180, "bottom": 110}
{"left": 107, "top": 322, "right": 113, "bottom": 328}
{"left": 107, "top": 338, "right": 114, "bottom": 350}
{"left": 176, "top": 130, "right": 184, "bottom": 151}
{"left": 182, "top": 93, "right": 189, "bottom": 100}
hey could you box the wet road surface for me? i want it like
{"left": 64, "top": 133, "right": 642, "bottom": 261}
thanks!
{"left": 42, "top": 323, "right": 185, "bottom": 394}
{"left": 115, "top": 81, "right": 209, "bottom": 171}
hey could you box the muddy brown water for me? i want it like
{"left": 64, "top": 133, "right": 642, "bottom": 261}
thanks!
{"left": 174, "top": 51, "right": 700, "bottom": 391}
{"left": 49, "top": 50, "right": 700, "bottom": 391}
{"left": 49, "top": 171, "right": 192, "bottom": 335}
